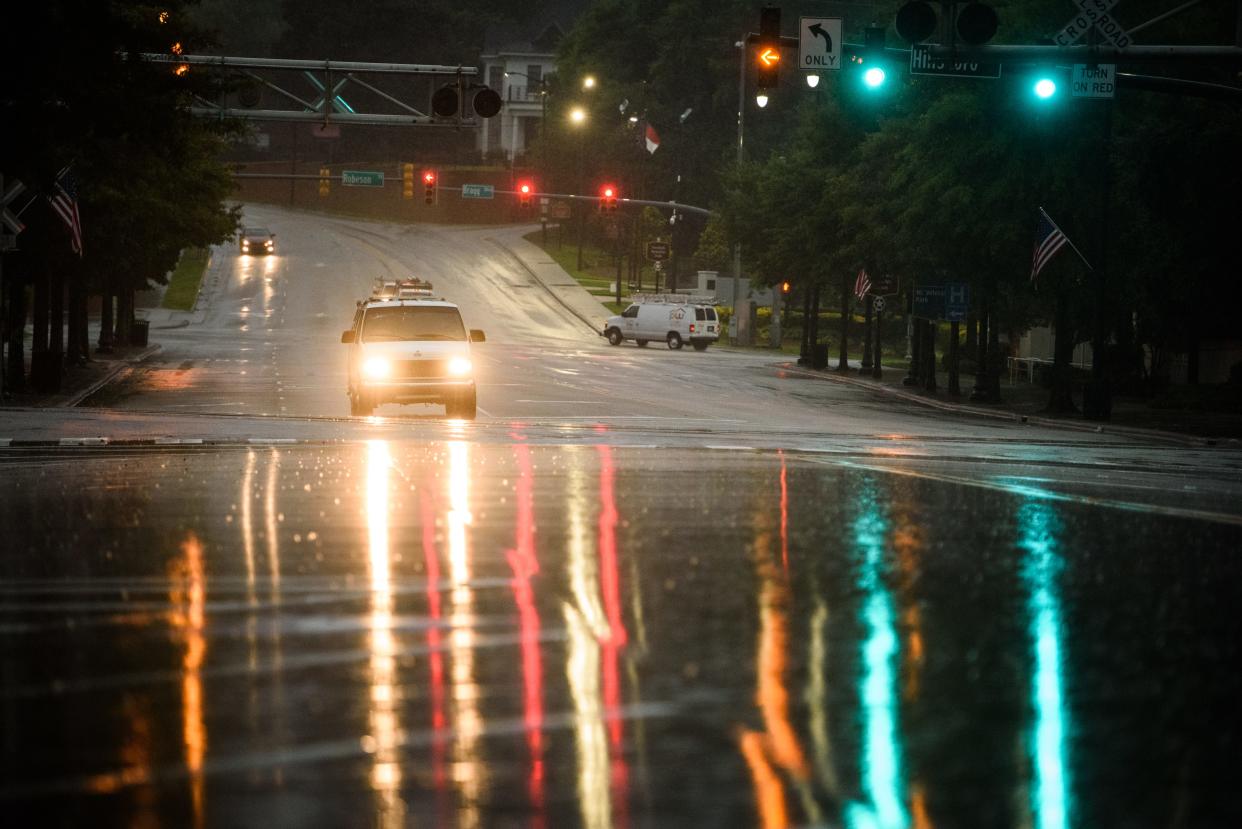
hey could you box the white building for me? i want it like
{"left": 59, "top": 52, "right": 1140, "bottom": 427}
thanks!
{"left": 476, "top": 23, "right": 564, "bottom": 163}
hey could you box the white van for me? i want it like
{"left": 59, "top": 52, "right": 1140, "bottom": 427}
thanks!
{"left": 603, "top": 294, "right": 720, "bottom": 351}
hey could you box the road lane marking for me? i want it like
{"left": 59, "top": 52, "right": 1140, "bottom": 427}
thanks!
{"left": 58, "top": 437, "right": 108, "bottom": 446}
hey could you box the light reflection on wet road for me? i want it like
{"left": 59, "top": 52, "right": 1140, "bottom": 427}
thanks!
{"left": 1, "top": 443, "right": 1240, "bottom": 827}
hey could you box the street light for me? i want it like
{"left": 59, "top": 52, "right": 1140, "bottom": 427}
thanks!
{"left": 582, "top": 75, "right": 596, "bottom": 91}
{"left": 756, "top": 92, "right": 770, "bottom": 108}
{"left": 805, "top": 73, "right": 821, "bottom": 88}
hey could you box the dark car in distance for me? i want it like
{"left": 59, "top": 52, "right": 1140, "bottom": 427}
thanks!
{"left": 238, "top": 226, "right": 276, "bottom": 255}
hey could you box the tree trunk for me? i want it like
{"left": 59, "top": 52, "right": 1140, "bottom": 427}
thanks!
{"left": 964, "top": 309, "right": 977, "bottom": 354}
{"left": 987, "top": 306, "right": 1002, "bottom": 401}
{"left": 871, "top": 305, "right": 883, "bottom": 379}
{"left": 948, "top": 321, "right": 960, "bottom": 395}
{"left": 923, "top": 320, "right": 937, "bottom": 392}
{"left": 116, "top": 288, "right": 133, "bottom": 344}
{"left": 1046, "top": 291, "right": 1077, "bottom": 413}
{"left": 836, "top": 273, "right": 849, "bottom": 371}
{"left": 970, "top": 289, "right": 992, "bottom": 401}
{"left": 98, "top": 285, "right": 114, "bottom": 353}
{"left": 799, "top": 284, "right": 812, "bottom": 363}
{"left": 31, "top": 267, "right": 54, "bottom": 391}
{"left": 861, "top": 295, "right": 873, "bottom": 369}
{"left": 4, "top": 276, "right": 26, "bottom": 391}
{"left": 1187, "top": 326, "right": 1200, "bottom": 385}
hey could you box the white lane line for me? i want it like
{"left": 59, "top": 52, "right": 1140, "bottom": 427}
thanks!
{"left": 704, "top": 445, "right": 756, "bottom": 451}
{"left": 59, "top": 437, "right": 109, "bottom": 446}
{"left": 514, "top": 400, "right": 607, "bottom": 405}
{"left": 476, "top": 406, "right": 493, "bottom": 418}
{"left": 248, "top": 438, "right": 297, "bottom": 444}
{"left": 153, "top": 438, "right": 204, "bottom": 445}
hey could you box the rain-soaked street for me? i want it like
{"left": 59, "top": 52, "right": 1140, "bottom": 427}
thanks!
{"left": 2, "top": 441, "right": 1241, "bottom": 827}
{"left": 3, "top": 207, "right": 1242, "bottom": 828}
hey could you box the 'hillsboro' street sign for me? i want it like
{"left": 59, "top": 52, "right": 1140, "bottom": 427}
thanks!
{"left": 342, "top": 170, "right": 384, "bottom": 187}
{"left": 461, "top": 183, "right": 495, "bottom": 199}
{"left": 910, "top": 44, "right": 1001, "bottom": 78}
{"left": 799, "top": 17, "right": 842, "bottom": 71}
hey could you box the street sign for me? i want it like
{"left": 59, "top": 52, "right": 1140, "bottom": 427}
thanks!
{"left": 1072, "top": 64, "right": 1116, "bottom": 98}
{"left": 945, "top": 283, "right": 970, "bottom": 322}
{"left": 913, "top": 284, "right": 947, "bottom": 319}
{"left": 646, "top": 241, "right": 670, "bottom": 261}
{"left": 342, "top": 170, "right": 384, "bottom": 187}
{"left": 799, "top": 17, "right": 842, "bottom": 72}
{"left": 311, "top": 123, "right": 340, "bottom": 139}
{"left": 461, "top": 183, "right": 495, "bottom": 199}
{"left": 910, "top": 44, "right": 1001, "bottom": 79}
{"left": 912, "top": 283, "right": 970, "bottom": 320}
{"left": 550, "top": 200, "right": 572, "bottom": 219}
{"left": 873, "top": 296, "right": 886, "bottom": 312}
{"left": 871, "top": 274, "right": 900, "bottom": 296}
{"left": 1055, "top": 0, "right": 1131, "bottom": 49}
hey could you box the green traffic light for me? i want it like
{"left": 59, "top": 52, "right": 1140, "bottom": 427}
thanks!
{"left": 1033, "top": 78, "right": 1057, "bottom": 99}
{"left": 863, "top": 66, "right": 887, "bottom": 88}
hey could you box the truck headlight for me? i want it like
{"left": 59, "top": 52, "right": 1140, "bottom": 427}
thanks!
{"left": 447, "top": 357, "right": 472, "bottom": 377}
{"left": 362, "top": 357, "right": 391, "bottom": 379}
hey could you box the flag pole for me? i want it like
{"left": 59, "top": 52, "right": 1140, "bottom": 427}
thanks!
{"left": 1040, "top": 206, "right": 1093, "bottom": 271}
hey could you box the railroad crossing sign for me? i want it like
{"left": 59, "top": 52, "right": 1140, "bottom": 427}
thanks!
{"left": 799, "top": 17, "right": 842, "bottom": 71}
{"left": 1, "top": 177, "right": 27, "bottom": 250}
{"left": 1055, "top": 0, "right": 1132, "bottom": 49}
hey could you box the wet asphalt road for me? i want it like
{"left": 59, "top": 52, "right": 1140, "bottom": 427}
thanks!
{"left": 2, "top": 206, "right": 1242, "bottom": 827}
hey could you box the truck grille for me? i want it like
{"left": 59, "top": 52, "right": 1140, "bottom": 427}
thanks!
{"left": 392, "top": 359, "right": 448, "bottom": 379}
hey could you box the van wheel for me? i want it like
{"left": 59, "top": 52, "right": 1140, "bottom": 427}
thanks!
{"left": 667, "top": 332, "right": 683, "bottom": 350}
{"left": 446, "top": 389, "right": 477, "bottom": 420}
{"left": 606, "top": 328, "right": 623, "bottom": 346}
{"left": 693, "top": 341, "right": 709, "bottom": 351}
{"left": 636, "top": 339, "right": 648, "bottom": 348}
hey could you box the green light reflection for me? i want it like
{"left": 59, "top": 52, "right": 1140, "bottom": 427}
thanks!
{"left": 1019, "top": 498, "right": 1071, "bottom": 829}
{"left": 847, "top": 478, "right": 907, "bottom": 829}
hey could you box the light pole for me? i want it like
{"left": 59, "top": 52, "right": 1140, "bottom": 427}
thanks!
{"left": 569, "top": 106, "right": 588, "bottom": 270}
{"left": 732, "top": 38, "right": 746, "bottom": 344}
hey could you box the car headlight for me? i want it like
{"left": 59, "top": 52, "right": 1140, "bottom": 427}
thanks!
{"left": 362, "top": 357, "right": 391, "bottom": 379}
{"left": 265, "top": 240, "right": 273, "bottom": 248}
{"left": 241, "top": 242, "right": 250, "bottom": 250}
{"left": 447, "top": 357, "right": 472, "bottom": 377}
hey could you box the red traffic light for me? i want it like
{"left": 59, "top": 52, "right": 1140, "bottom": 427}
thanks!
{"left": 423, "top": 171, "right": 436, "bottom": 184}
{"left": 519, "top": 182, "right": 532, "bottom": 195}
{"left": 601, "top": 186, "right": 615, "bottom": 198}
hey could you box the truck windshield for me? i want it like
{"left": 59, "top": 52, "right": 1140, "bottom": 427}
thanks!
{"left": 361, "top": 306, "right": 467, "bottom": 342}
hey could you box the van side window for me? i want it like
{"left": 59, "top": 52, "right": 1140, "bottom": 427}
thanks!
{"left": 706, "top": 308, "right": 718, "bottom": 321}
{"left": 622, "top": 305, "right": 639, "bottom": 318}
{"left": 695, "top": 308, "right": 706, "bottom": 320}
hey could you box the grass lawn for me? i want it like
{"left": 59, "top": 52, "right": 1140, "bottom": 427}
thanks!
{"left": 162, "top": 247, "right": 210, "bottom": 311}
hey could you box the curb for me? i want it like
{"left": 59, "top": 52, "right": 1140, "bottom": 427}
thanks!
{"left": 777, "top": 362, "right": 1214, "bottom": 447}
{"left": 483, "top": 234, "right": 604, "bottom": 337}
{"left": 62, "top": 344, "right": 162, "bottom": 408}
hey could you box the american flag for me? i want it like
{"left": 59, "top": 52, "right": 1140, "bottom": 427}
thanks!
{"left": 49, "top": 167, "right": 83, "bottom": 257}
{"left": 854, "top": 268, "right": 871, "bottom": 299}
{"left": 1031, "top": 207, "right": 1068, "bottom": 282}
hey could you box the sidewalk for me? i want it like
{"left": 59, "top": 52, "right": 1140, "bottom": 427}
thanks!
{"left": 777, "top": 357, "right": 1241, "bottom": 445}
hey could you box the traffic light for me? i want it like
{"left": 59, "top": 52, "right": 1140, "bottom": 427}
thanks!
{"left": 781, "top": 280, "right": 792, "bottom": 294}
{"left": 599, "top": 185, "right": 618, "bottom": 213}
{"left": 319, "top": 166, "right": 330, "bottom": 198}
{"left": 1032, "top": 74, "right": 1058, "bottom": 99}
{"left": 860, "top": 27, "right": 888, "bottom": 90}
{"left": 517, "top": 181, "right": 533, "bottom": 209}
{"left": 402, "top": 163, "right": 414, "bottom": 200}
{"left": 423, "top": 170, "right": 437, "bottom": 205}
{"left": 757, "top": 7, "right": 781, "bottom": 92}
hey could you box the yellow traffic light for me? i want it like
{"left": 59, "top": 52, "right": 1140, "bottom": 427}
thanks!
{"left": 402, "top": 163, "right": 414, "bottom": 200}
{"left": 319, "top": 166, "right": 330, "bottom": 198}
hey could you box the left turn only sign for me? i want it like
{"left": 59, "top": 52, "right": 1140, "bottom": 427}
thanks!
{"left": 799, "top": 17, "right": 842, "bottom": 71}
